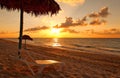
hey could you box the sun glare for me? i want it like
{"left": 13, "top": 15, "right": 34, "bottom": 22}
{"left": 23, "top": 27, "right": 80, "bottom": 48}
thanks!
{"left": 50, "top": 28, "right": 61, "bottom": 38}
{"left": 51, "top": 28, "right": 60, "bottom": 34}
{"left": 52, "top": 38, "right": 61, "bottom": 47}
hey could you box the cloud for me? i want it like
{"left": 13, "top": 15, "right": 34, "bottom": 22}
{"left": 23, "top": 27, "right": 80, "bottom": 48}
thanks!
{"left": 24, "top": 26, "right": 49, "bottom": 32}
{"left": 0, "top": 31, "right": 7, "bottom": 34}
{"left": 60, "top": 17, "right": 87, "bottom": 28}
{"left": 61, "top": 28, "right": 120, "bottom": 34}
{"left": 57, "top": 0, "right": 85, "bottom": 6}
{"left": 89, "top": 12, "right": 99, "bottom": 18}
{"left": 61, "top": 29, "right": 79, "bottom": 33}
{"left": 53, "top": 24, "right": 59, "bottom": 28}
{"left": 107, "top": 28, "right": 120, "bottom": 34}
{"left": 89, "top": 7, "right": 109, "bottom": 18}
{"left": 77, "top": 16, "right": 88, "bottom": 26}
{"left": 85, "top": 28, "right": 120, "bottom": 35}
{"left": 81, "top": 16, "right": 87, "bottom": 21}
{"left": 60, "top": 17, "right": 73, "bottom": 28}
{"left": 90, "top": 19, "right": 106, "bottom": 26}
{"left": 85, "top": 29, "right": 95, "bottom": 34}
{"left": 99, "top": 7, "right": 109, "bottom": 17}
{"left": 0, "top": 31, "right": 17, "bottom": 34}
{"left": 98, "top": 29, "right": 120, "bottom": 35}
{"left": 88, "top": 7, "right": 109, "bottom": 26}
{"left": 59, "top": 7, "right": 109, "bottom": 28}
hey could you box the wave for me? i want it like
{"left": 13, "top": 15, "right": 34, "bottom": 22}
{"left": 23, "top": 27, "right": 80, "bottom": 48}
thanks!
{"left": 60, "top": 44, "right": 120, "bottom": 53}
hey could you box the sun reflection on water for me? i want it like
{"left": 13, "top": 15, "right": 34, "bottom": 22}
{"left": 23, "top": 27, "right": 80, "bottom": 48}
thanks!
{"left": 52, "top": 38, "right": 61, "bottom": 47}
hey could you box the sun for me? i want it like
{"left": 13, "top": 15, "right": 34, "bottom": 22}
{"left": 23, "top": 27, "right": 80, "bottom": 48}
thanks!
{"left": 51, "top": 28, "right": 60, "bottom": 34}
{"left": 50, "top": 28, "right": 61, "bottom": 38}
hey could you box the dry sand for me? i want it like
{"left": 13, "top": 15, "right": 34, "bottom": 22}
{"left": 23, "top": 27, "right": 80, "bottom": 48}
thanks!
{"left": 0, "top": 39, "right": 120, "bottom": 78}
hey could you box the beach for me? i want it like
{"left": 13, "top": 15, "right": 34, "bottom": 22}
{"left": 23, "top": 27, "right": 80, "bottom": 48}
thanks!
{"left": 0, "top": 39, "right": 120, "bottom": 78}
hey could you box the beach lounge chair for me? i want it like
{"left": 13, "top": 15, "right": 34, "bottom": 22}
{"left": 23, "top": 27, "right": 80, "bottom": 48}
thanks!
{"left": 19, "top": 49, "right": 65, "bottom": 76}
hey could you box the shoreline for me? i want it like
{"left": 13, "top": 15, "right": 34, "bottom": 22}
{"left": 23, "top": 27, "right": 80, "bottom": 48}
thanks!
{"left": 0, "top": 39, "right": 120, "bottom": 78}
{"left": 4, "top": 38, "right": 120, "bottom": 56}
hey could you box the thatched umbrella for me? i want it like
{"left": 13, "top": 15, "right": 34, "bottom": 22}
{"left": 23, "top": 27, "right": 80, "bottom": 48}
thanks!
{"left": 0, "top": 0, "right": 61, "bottom": 58}
{"left": 22, "top": 35, "right": 33, "bottom": 49}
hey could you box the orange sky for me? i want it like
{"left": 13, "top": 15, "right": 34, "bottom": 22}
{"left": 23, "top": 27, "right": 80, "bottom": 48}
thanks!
{"left": 0, "top": 0, "right": 120, "bottom": 38}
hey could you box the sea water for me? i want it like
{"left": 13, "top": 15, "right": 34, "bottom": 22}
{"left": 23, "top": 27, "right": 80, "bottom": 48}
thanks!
{"left": 5, "top": 38, "right": 120, "bottom": 54}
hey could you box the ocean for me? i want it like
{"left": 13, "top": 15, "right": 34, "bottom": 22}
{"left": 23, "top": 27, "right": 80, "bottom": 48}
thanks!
{"left": 5, "top": 38, "right": 120, "bottom": 54}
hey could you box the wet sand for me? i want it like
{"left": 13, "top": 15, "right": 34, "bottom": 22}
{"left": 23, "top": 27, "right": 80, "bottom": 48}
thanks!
{"left": 0, "top": 39, "right": 120, "bottom": 78}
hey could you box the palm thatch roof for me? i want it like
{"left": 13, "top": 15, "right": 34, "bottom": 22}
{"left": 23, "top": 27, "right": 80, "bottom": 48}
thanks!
{"left": 22, "top": 35, "right": 33, "bottom": 40}
{"left": 0, "top": 0, "right": 61, "bottom": 16}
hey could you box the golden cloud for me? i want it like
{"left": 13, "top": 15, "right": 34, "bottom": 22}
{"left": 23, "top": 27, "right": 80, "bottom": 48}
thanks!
{"left": 60, "top": 17, "right": 87, "bottom": 28}
{"left": 85, "top": 28, "right": 120, "bottom": 35}
{"left": 24, "top": 26, "right": 49, "bottom": 32}
{"left": 57, "top": 0, "right": 85, "bottom": 6}
{"left": 89, "top": 7, "right": 109, "bottom": 18}
{"left": 61, "top": 28, "right": 79, "bottom": 33}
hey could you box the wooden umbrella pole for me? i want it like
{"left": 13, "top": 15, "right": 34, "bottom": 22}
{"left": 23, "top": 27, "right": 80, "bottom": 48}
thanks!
{"left": 25, "top": 39, "right": 26, "bottom": 49}
{"left": 18, "top": 0, "right": 24, "bottom": 59}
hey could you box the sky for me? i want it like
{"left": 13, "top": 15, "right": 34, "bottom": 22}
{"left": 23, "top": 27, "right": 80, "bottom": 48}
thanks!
{"left": 0, "top": 0, "right": 120, "bottom": 38}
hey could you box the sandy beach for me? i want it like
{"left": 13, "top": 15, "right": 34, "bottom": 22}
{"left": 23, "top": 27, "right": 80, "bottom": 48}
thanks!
{"left": 0, "top": 39, "right": 120, "bottom": 78}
